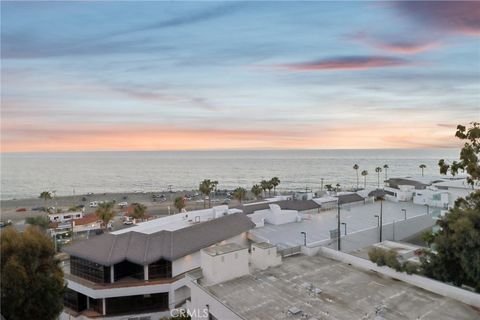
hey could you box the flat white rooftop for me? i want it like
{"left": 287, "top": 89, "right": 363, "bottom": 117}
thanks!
{"left": 112, "top": 205, "right": 242, "bottom": 234}
{"left": 250, "top": 201, "right": 430, "bottom": 247}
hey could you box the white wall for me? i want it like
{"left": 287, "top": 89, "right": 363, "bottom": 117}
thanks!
{"left": 317, "top": 247, "right": 480, "bottom": 308}
{"left": 413, "top": 190, "right": 449, "bottom": 208}
{"left": 186, "top": 277, "right": 244, "bottom": 320}
{"left": 250, "top": 244, "right": 282, "bottom": 270}
{"left": 201, "top": 248, "right": 249, "bottom": 285}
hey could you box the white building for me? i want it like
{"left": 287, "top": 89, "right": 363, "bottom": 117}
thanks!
{"left": 49, "top": 211, "right": 84, "bottom": 223}
{"left": 413, "top": 188, "right": 449, "bottom": 209}
{"left": 61, "top": 206, "right": 254, "bottom": 319}
{"left": 433, "top": 179, "right": 479, "bottom": 208}
{"left": 248, "top": 203, "right": 301, "bottom": 228}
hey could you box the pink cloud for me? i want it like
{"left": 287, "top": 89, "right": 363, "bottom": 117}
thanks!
{"left": 275, "top": 56, "right": 411, "bottom": 72}
{"left": 347, "top": 32, "right": 440, "bottom": 54}
{"left": 394, "top": 1, "right": 480, "bottom": 36}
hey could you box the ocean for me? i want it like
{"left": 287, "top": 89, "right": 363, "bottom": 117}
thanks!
{"left": 0, "top": 149, "right": 459, "bottom": 200}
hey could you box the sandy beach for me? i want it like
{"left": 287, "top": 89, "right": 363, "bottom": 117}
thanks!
{"left": 0, "top": 190, "right": 243, "bottom": 223}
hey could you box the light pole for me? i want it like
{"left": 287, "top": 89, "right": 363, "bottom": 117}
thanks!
{"left": 380, "top": 198, "right": 383, "bottom": 242}
{"left": 425, "top": 204, "right": 430, "bottom": 215}
{"left": 337, "top": 202, "right": 341, "bottom": 251}
{"left": 401, "top": 209, "right": 407, "bottom": 220}
{"left": 300, "top": 232, "right": 307, "bottom": 246}
{"left": 341, "top": 222, "right": 347, "bottom": 235}
{"left": 369, "top": 189, "right": 386, "bottom": 243}
{"left": 392, "top": 220, "right": 396, "bottom": 241}
{"left": 374, "top": 215, "right": 379, "bottom": 227}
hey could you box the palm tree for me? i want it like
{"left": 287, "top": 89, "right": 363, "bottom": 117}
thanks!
{"left": 251, "top": 184, "right": 262, "bottom": 199}
{"left": 260, "top": 180, "right": 269, "bottom": 197}
{"left": 353, "top": 164, "right": 359, "bottom": 190}
{"left": 270, "top": 177, "right": 280, "bottom": 195}
{"left": 335, "top": 183, "right": 341, "bottom": 192}
{"left": 325, "top": 184, "right": 333, "bottom": 192}
{"left": 361, "top": 170, "right": 368, "bottom": 188}
{"left": 174, "top": 196, "right": 186, "bottom": 213}
{"left": 375, "top": 167, "right": 382, "bottom": 187}
{"left": 131, "top": 204, "right": 147, "bottom": 221}
{"left": 233, "top": 187, "right": 247, "bottom": 203}
{"left": 39, "top": 191, "right": 52, "bottom": 211}
{"left": 419, "top": 164, "right": 426, "bottom": 177}
{"left": 95, "top": 202, "right": 115, "bottom": 230}
{"left": 199, "top": 179, "right": 218, "bottom": 208}
{"left": 266, "top": 180, "right": 274, "bottom": 196}
{"left": 383, "top": 164, "right": 389, "bottom": 183}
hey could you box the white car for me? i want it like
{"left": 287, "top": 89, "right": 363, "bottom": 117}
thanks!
{"left": 123, "top": 219, "right": 133, "bottom": 225}
{"left": 118, "top": 201, "right": 128, "bottom": 208}
{"left": 89, "top": 201, "right": 99, "bottom": 208}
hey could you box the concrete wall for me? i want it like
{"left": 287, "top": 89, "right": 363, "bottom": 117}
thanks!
{"left": 317, "top": 247, "right": 480, "bottom": 308}
{"left": 250, "top": 244, "right": 282, "bottom": 270}
{"left": 201, "top": 248, "right": 249, "bottom": 285}
{"left": 186, "top": 277, "right": 244, "bottom": 320}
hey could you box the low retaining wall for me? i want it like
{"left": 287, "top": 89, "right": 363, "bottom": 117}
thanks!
{"left": 317, "top": 246, "right": 480, "bottom": 308}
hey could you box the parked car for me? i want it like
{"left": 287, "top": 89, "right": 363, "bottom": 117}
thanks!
{"left": 86, "top": 192, "right": 94, "bottom": 196}
{"left": 118, "top": 201, "right": 128, "bottom": 208}
{"left": 16, "top": 208, "right": 27, "bottom": 212}
{"left": 31, "top": 206, "right": 45, "bottom": 211}
{"left": 123, "top": 218, "right": 133, "bottom": 225}
{"left": 89, "top": 201, "right": 99, "bottom": 208}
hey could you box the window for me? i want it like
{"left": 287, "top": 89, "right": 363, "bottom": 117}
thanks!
{"left": 105, "top": 293, "right": 168, "bottom": 315}
{"left": 148, "top": 259, "right": 172, "bottom": 279}
{"left": 64, "top": 288, "right": 87, "bottom": 312}
{"left": 114, "top": 260, "right": 144, "bottom": 281}
{"left": 70, "top": 256, "right": 110, "bottom": 283}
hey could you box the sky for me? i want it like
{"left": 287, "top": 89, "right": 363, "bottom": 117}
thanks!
{"left": 1, "top": 1, "right": 479, "bottom": 152}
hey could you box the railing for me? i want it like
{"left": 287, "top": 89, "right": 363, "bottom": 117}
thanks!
{"left": 278, "top": 245, "right": 302, "bottom": 257}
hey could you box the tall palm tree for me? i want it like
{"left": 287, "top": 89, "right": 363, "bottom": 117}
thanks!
{"left": 361, "top": 170, "right": 368, "bottom": 188}
{"left": 260, "top": 180, "right": 269, "bottom": 198}
{"left": 335, "top": 183, "right": 341, "bottom": 192}
{"left": 131, "top": 204, "right": 147, "bottom": 221}
{"left": 95, "top": 202, "right": 115, "bottom": 230}
{"left": 325, "top": 184, "right": 333, "bottom": 192}
{"left": 266, "top": 180, "right": 274, "bottom": 196}
{"left": 419, "top": 164, "right": 426, "bottom": 177}
{"left": 375, "top": 167, "right": 382, "bottom": 187}
{"left": 174, "top": 196, "right": 186, "bottom": 213}
{"left": 383, "top": 164, "right": 389, "bottom": 183}
{"left": 233, "top": 187, "right": 247, "bottom": 203}
{"left": 353, "top": 164, "right": 359, "bottom": 190}
{"left": 251, "top": 184, "right": 262, "bottom": 199}
{"left": 39, "top": 191, "right": 52, "bottom": 211}
{"left": 199, "top": 179, "right": 218, "bottom": 208}
{"left": 270, "top": 177, "right": 280, "bottom": 195}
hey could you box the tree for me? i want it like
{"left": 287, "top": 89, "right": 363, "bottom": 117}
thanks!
{"left": 266, "top": 180, "right": 274, "bottom": 196}
{"left": 1, "top": 226, "right": 65, "bottom": 320}
{"left": 39, "top": 191, "right": 52, "bottom": 211}
{"left": 419, "top": 164, "right": 427, "bottom": 177}
{"left": 251, "top": 184, "right": 262, "bottom": 199}
{"left": 353, "top": 164, "right": 359, "bottom": 190}
{"left": 335, "top": 183, "right": 341, "bottom": 192}
{"left": 199, "top": 179, "right": 218, "bottom": 208}
{"left": 383, "top": 164, "right": 389, "bottom": 182}
{"left": 375, "top": 167, "right": 382, "bottom": 187}
{"left": 260, "top": 180, "right": 269, "bottom": 197}
{"left": 361, "top": 170, "right": 368, "bottom": 188}
{"left": 421, "top": 122, "right": 480, "bottom": 291}
{"left": 131, "top": 204, "right": 147, "bottom": 221}
{"left": 270, "top": 177, "right": 281, "bottom": 195}
{"left": 233, "top": 187, "right": 247, "bottom": 203}
{"left": 174, "top": 196, "right": 186, "bottom": 213}
{"left": 325, "top": 184, "right": 333, "bottom": 192}
{"left": 95, "top": 202, "right": 115, "bottom": 229}
{"left": 25, "top": 216, "right": 51, "bottom": 230}
{"left": 439, "top": 122, "right": 480, "bottom": 186}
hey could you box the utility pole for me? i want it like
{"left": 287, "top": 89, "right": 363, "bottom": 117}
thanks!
{"left": 379, "top": 199, "right": 383, "bottom": 242}
{"left": 321, "top": 178, "right": 324, "bottom": 191}
{"left": 337, "top": 203, "right": 341, "bottom": 251}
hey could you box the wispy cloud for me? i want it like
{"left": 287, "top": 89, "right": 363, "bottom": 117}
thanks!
{"left": 394, "top": 1, "right": 480, "bottom": 36}
{"left": 273, "top": 56, "right": 411, "bottom": 72}
{"left": 347, "top": 32, "right": 440, "bottom": 54}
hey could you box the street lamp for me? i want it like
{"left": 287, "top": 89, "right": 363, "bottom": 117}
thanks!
{"left": 337, "top": 202, "right": 342, "bottom": 251}
{"left": 401, "top": 209, "right": 407, "bottom": 220}
{"left": 369, "top": 189, "right": 386, "bottom": 243}
{"left": 374, "top": 215, "right": 379, "bottom": 227}
{"left": 341, "top": 222, "right": 347, "bottom": 235}
{"left": 425, "top": 204, "right": 430, "bottom": 215}
{"left": 300, "top": 232, "right": 307, "bottom": 246}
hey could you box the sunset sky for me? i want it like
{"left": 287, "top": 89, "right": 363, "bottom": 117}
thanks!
{"left": 1, "top": 1, "right": 479, "bottom": 152}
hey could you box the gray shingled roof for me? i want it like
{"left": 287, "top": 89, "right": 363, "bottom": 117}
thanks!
{"left": 239, "top": 200, "right": 321, "bottom": 215}
{"left": 63, "top": 213, "right": 254, "bottom": 266}
{"left": 336, "top": 193, "right": 365, "bottom": 205}
{"left": 387, "top": 178, "right": 428, "bottom": 190}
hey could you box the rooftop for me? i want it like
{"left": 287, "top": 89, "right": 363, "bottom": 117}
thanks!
{"left": 238, "top": 200, "right": 321, "bottom": 215}
{"left": 63, "top": 212, "right": 254, "bottom": 265}
{"left": 203, "top": 243, "right": 247, "bottom": 257}
{"left": 250, "top": 201, "right": 428, "bottom": 247}
{"left": 203, "top": 255, "right": 479, "bottom": 320}
{"left": 112, "top": 205, "right": 242, "bottom": 234}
